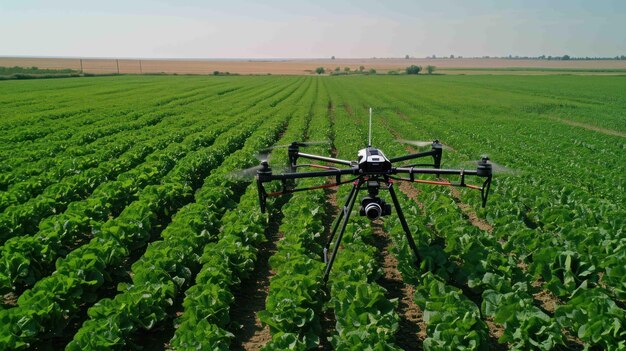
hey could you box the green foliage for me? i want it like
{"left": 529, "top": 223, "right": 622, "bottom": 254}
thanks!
{"left": 405, "top": 65, "right": 422, "bottom": 74}
{"left": 414, "top": 273, "right": 489, "bottom": 350}
{"left": 0, "top": 66, "right": 77, "bottom": 75}
{"left": 1, "top": 75, "right": 625, "bottom": 350}
{"left": 556, "top": 288, "right": 626, "bottom": 350}
{"left": 482, "top": 285, "right": 564, "bottom": 350}
{"left": 315, "top": 67, "right": 325, "bottom": 75}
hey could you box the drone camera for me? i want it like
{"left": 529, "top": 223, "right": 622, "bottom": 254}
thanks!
{"left": 360, "top": 196, "right": 391, "bottom": 220}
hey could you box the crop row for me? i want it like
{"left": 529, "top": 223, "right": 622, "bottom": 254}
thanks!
{"left": 0, "top": 115, "right": 243, "bottom": 294}
{"left": 0, "top": 76, "right": 311, "bottom": 348}
{"left": 0, "top": 118, "right": 174, "bottom": 243}
{"left": 328, "top": 79, "right": 537, "bottom": 348}
{"left": 0, "top": 102, "right": 275, "bottom": 349}
{"left": 0, "top": 108, "right": 167, "bottom": 171}
{"left": 60, "top": 76, "right": 315, "bottom": 349}
{"left": 0, "top": 75, "right": 288, "bottom": 172}
{"left": 171, "top": 79, "right": 318, "bottom": 350}
{"left": 66, "top": 101, "right": 297, "bottom": 350}
{"left": 327, "top": 76, "right": 626, "bottom": 350}
{"left": 258, "top": 82, "right": 330, "bottom": 350}
{"left": 378, "top": 93, "right": 626, "bottom": 349}
{"left": 0, "top": 76, "right": 287, "bottom": 188}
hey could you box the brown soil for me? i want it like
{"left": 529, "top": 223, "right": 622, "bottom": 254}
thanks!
{"left": 449, "top": 187, "right": 493, "bottom": 234}
{"left": 549, "top": 117, "right": 626, "bottom": 138}
{"left": 485, "top": 318, "right": 507, "bottom": 350}
{"left": 318, "top": 186, "right": 339, "bottom": 350}
{"left": 532, "top": 289, "right": 560, "bottom": 314}
{"left": 230, "top": 209, "right": 285, "bottom": 351}
{"left": 3, "top": 57, "right": 626, "bottom": 75}
{"left": 371, "top": 221, "right": 426, "bottom": 349}
{"left": 398, "top": 182, "right": 423, "bottom": 210}
{"left": 2, "top": 292, "right": 17, "bottom": 307}
{"left": 563, "top": 330, "right": 586, "bottom": 350}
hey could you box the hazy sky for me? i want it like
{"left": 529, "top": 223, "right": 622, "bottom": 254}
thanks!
{"left": 1, "top": 0, "right": 625, "bottom": 58}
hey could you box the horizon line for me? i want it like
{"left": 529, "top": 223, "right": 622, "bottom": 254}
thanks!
{"left": 2, "top": 54, "right": 626, "bottom": 61}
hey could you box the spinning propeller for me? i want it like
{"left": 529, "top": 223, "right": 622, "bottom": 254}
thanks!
{"left": 396, "top": 139, "right": 454, "bottom": 151}
{"left": 230, "top": 141, "right": 329, "bottom": 180}
{"left": 449, "top": 155, "right": 518, "bottom": 175}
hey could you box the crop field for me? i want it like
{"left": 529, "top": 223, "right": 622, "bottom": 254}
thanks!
{"left": 0, "top": 74, "right": 624, "bottom": 350}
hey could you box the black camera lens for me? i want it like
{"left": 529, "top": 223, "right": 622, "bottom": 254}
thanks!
{"left": 364, "top": 202, "right": 382, "bottom": 220}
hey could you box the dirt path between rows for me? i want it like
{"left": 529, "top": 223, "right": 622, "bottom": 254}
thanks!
{"left": 230, "top": 205, "right": 285, "bottom": 351}
{"left": 550, "top": 117, "right": 626, "bottom": 138}
{"left": 372, "top": 221, "right": 426, "bottom": 350}
{"left": 449, "top": 187, "right": 494, "bottom": 234}
{"left": 319, "top": 185, "right": 339, "bottom": 350}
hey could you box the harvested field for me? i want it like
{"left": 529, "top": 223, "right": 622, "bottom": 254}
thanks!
{"left": 2, "top": 56, "right": 626, "bottom": 75}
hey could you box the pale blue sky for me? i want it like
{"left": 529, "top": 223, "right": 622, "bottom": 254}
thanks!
{"left": 1, "top": 0, "right": 624, "bottom": 58}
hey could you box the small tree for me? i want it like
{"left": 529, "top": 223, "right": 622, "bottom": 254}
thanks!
{"left": 344, "top": 67, "right": 350, "bottom": 72}
{"left": 405, "top": 54, "right": 410, "bottom": 59}
{"left": 426, "top": 65, "right": 435, "bottom": 74}
{"left": 406, "top": 65, "right": 422, "bottom": 75}
{"left": 359, "top": 65, "right": 365, "bottom": 72}
{"left": 331, "top": 56, "right": 336, "bottom": 60}
{"left": 368, "top": 68, "right": 377, "bottom": 74}
{"left": 334, "top": 67, "right": 340, "bottom": 72}
{"left": 315, "top": 67, "right": 325, "bottom": 75}
{"left": 562, "top": 55, "right": 570, "bottom": 60}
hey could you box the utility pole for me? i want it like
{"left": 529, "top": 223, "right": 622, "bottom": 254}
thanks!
{"left": 116, "top": 59, "right": 120, "bottom": 74}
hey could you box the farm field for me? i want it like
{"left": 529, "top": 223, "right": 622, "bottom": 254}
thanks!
{"left": 2, "top": 56, "right": 626, "bottom": 75}
{"left": 0, "top": 74, "right": 625, "bottom": 350}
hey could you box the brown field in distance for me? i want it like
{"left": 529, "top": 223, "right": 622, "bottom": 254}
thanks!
{"left": 1, "top": 56, "right": 626, "bottom": 75}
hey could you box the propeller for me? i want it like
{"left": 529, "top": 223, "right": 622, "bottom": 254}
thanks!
{"left": 259, "top": 140, "right": 330, "bottom": 153}
{"left": 396, "top": 139, "right": 454, "bottom": 151}
{"left": 228, "top": 141, "right": 330, "bottom": 181}
{"left": 227, "top": 151, "right": 273, "bottom": 180}
{"left": 449, "top": 156, "right": 519, "bottom": 175}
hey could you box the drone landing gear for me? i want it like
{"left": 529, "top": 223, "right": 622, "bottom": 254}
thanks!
{"left": 322, "top": 177, "right": 421, "bottom": 283}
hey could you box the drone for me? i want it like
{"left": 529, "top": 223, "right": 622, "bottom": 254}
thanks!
{"left": 254, "top": 109, "right": 494, "bottom": 282}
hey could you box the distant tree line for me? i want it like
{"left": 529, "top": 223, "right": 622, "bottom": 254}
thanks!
{"left": 314, "top": 65, "right": 436, "bottom": 76}
{"left": 0, "top": 66, "right": 87, "bottom": 80}
{"left": 314, "top": 66, "right": 377, "bottom": 75}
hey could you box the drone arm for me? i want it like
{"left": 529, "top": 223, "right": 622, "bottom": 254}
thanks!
{"left": 392, "top": 167, "right": 492, "bottom": 207}
{"left": 256, "top": 168, "right": 359, "bottom": 212}
{"left": 394, "top": 167, "right": 478, "bottom": 176}
{"left": 262, "top": 167, "right": 357, "bottom": 181}
{"left": 266, "top": 177, "right": 357, "bottom": 197}
{"left": 296, "top": 152, "right": 353, "bottom": 166}
{"left": 389, "top": 149, "right": 439, "bottom": 164}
